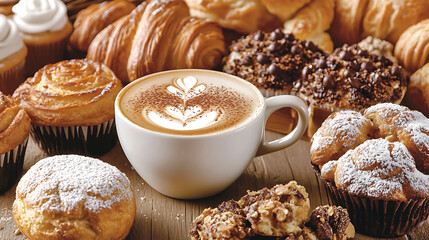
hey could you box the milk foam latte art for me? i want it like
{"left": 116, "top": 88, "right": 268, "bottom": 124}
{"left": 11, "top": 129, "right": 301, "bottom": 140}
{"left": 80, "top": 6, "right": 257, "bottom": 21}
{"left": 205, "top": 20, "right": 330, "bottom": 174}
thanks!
{"left": 120, "top": 74, "right": 263, "bottom": 135}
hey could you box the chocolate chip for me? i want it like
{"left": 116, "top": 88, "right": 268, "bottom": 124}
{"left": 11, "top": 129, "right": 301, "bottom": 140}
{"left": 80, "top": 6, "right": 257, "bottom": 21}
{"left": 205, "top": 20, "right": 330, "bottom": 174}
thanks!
{"left": 349, "top": 77, "right": 361, "bottom": 88}
{"left": 316, "top": 59, "right": 326, "bottom": 69}
{"left": 339, "top": 50, "right": 352, "bottom": 60}
{"left": 343, "top": 69, "right": 354, "bottom": 78}
{"left": 253, "top": 31, "right": 264, "bottom": 41}
{"left": 256, "top": 53, "right": 269, "bottom": 64}
{"left": 269, "top": 29, "right": 284, "bottom": 40}
{"left": 350, "top": 61, "right": 359, "bottom": 71}
{"left": 267, "top": 63, "right": 280, "bottom": 75}
{"left": 291, "top": 45, "right": 302, "bottom": 54}
{"left": 285, "top": 33, "right": 295, "bottom": 41}
{"left": 391, "top": 65, "right": 400, "bottom": 76}
{"left": 242, "top": 55, "right": 252, "bottom": 66}
{"left": 302, "top": 66, "right": 311, "bottom": 78}
{"left": 323, "top": 75, "right": 335, "bottom": 89}
{"left": 267, "top": 42, "right": 281, "bottom": 52}
{"left": 305, "top": 41, "right": 317, "bottom": 52}
{"left": 360, "top": 61, "right": 374, "bottom": 72}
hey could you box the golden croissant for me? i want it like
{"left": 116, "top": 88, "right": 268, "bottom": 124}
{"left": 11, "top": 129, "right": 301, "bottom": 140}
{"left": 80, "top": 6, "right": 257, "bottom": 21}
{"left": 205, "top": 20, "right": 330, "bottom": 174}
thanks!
{"left": 87, "top": 0, "right": 226, "bottom": 83}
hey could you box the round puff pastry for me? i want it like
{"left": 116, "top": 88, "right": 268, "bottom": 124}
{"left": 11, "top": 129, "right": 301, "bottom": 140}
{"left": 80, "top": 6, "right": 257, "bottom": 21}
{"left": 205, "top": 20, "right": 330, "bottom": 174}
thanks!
{"left": 403, "top": 63, "right": 429, "bottom": 118}
{"left": 69, "top": 0, "right": 135, "bottom": 52}
{"left": 13, "top": 59, "right": 123, "bottom": 126}
{"left": 395, "top": 19, "right": 429, "bottom": 73}
{"left": 0, "top": 92, "right": 30, "bottom": 154}
{"left": 13, "top": 155, "right": 136, "bottom": 240}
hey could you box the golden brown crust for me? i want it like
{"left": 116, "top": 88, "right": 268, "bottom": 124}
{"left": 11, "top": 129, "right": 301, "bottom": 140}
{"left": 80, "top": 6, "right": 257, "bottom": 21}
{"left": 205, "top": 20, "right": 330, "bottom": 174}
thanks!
{"left": 331, "top": 0, "right": 429, "bottom": 46}
{"left": 261, "top": 0, "right": 311, "bottom": 22}
{"left": 88, "top": 0, "right": 226, "bottom": 83}
{"left": 402, "top": 63, "right": 429, "bottom": 118}
{"left": 284, "top": 0, "right": 335, "bottom": 39}
{"left": 330, "top": 0, "right": 369, "bottom": 46}
{"left": 362, "top": 0, "right": 429, "bottom": 44}
{"left": 13, "top": 155, "right": 136, "bottom": 240}
{"left": 394, "top": 19, "right": 429, "bottom": 73}
{"left": 0, "top": 93, "right": 30, "bottom": 154}
{"left": 184, "top": 0, "right": 282, "bottom": 34}
{"left": 13, "top": 59, "right": 123, "bottom": 126}
{"left": 69, "top": 0, "right": 135, "bottom": 52}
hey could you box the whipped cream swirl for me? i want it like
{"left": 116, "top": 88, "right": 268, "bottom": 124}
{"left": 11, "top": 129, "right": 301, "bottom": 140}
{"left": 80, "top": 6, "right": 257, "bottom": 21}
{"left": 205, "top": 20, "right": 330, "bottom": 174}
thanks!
{"left": 12, "top": 0, "right": 68, "bottom": 33}
{"left": 0, "top": 14, "right": 24, "bottom": 61}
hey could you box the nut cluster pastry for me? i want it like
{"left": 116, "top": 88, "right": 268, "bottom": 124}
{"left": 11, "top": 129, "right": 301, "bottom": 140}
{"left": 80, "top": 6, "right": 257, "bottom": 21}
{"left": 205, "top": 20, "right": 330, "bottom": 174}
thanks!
{"left": 311, "top": 103, "right": 429, "bottom": 201}
{"left": 87, "top": 0, "right": 226, "bottom": 83}
{"left": 13, "top": 59, "right": 123, "bottom": 126}
{"left": 223, "top": 29, "right": 326, "bottom": 96}
{"left": 190, "top": 181, "right": 355, "bottom": 240}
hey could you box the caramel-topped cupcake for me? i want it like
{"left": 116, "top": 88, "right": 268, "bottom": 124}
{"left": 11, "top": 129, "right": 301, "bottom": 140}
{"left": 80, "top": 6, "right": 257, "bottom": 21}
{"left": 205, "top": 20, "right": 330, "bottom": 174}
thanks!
{"left": 12, "top": 0, "right": 73, "bottom": 76}
{"left": 0, "top": 14, "right": 27, "bottom": 95}
{"left": 13, "top": 59, "right": 123, "bottom": 156}
{"left": 223, "top": 29, "right": 326, "bottom": 97}
{"left": 0, "top": 91, "right": 31, "bottom": 193}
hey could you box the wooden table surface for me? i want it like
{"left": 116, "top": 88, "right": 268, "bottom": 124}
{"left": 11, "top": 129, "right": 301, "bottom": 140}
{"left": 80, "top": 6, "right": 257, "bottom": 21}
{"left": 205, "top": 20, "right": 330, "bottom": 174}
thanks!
{"left": 1, "top": 131, "right": 428, "bottom": 240}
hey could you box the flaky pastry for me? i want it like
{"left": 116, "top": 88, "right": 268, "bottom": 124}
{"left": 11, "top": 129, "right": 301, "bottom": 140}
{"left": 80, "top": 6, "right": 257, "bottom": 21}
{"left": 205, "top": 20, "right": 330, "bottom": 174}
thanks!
{"left": 184, "top": 0, "right": 282, "bottom": 33}
{"left": 69, "top": 0, "right": 135, "bottom": 52}
{"left": 87, "top": 0, "right": 226, "bottom": 83}
{"left": 13, "top": 59, "right": 123, "bottom": 126}
{"left": 0, "top": 92, "right": 30, "bottom": 154}
{"left": 394, "top": 19, "right": 429, "bottom": 73}
{"left": 402, "top": 63, "right": 429, "bottom": 118}
{"left": 13, "top": 155, "right": 136, "bottom": 240}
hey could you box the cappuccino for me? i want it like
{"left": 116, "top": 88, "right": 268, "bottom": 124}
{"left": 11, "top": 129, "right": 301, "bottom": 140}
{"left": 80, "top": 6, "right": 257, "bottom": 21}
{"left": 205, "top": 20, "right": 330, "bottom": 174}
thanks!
{"left": 119, "top": 71, "right": 263, "bottom": 135}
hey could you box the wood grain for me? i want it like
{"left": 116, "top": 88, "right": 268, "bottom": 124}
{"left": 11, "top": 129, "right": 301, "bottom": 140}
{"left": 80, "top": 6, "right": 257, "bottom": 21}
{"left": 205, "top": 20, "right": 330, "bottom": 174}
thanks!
{"left": 0, "top": 133, "right": 427, "bottom": 239}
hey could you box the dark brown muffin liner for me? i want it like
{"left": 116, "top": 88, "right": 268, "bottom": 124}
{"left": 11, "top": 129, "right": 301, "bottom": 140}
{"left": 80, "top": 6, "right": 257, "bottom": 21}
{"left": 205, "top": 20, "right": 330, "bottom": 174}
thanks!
{"left": 0, "top": 59, "right": 25, "bottom": 95}
{"left": 311, "top": 163, "right": 429, "bottom": 237}
{"left": 30, "top": 119, "right": 117, "bottom": 157}
{"left": 0, "top": 138, "right": 28, "bottom": 193}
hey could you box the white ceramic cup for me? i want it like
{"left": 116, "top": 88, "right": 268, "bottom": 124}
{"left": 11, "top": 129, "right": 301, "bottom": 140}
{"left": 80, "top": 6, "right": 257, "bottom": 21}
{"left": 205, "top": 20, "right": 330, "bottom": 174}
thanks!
{"left": 115, "top": 70, "right": 308, "bottom": 199}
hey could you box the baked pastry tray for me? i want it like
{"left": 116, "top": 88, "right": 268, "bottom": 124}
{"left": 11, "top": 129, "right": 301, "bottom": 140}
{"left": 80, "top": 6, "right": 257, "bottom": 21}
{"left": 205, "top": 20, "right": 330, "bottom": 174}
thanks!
{"left": 0, "top": 134, "right": 428, "bottom": 239}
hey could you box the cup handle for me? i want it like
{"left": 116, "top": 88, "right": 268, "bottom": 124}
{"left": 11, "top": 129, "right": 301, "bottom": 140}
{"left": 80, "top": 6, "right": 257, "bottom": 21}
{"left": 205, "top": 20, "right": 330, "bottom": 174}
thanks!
{"left": 256, "top": 95, "right": 309, "bottom": 156}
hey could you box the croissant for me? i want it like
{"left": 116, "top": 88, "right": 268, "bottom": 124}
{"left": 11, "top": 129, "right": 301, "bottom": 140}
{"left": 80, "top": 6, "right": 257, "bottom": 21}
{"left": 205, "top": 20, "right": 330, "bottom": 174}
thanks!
{"left": 87, "top": 0, "right": 226, "bottom": 83}
{"left": 69, "top": 0, "right": 135, "bottom": 52}
{"left": 394, "top": 19, "right": 429, "bottom": 73}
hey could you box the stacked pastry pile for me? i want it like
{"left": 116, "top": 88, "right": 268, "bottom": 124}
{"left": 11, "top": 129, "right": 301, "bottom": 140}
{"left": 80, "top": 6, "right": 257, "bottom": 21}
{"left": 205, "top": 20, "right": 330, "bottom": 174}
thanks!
{"left": 190, "top": 181, "right": 355, "bottom": 240}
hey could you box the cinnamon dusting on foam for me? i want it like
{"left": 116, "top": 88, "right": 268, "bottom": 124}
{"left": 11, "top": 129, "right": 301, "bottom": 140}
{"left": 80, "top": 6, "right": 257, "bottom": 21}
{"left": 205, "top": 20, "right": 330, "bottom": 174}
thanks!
{"left": 122, "top": 75, "right": 261, "bottom": 135}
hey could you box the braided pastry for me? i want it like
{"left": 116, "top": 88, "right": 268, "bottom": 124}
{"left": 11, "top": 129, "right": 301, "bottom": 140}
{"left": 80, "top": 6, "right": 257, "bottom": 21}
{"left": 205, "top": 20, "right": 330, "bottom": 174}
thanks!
{"left": 87, "top": 0, "right": 226, "bottom": 83}
{"left": 69, "top": 0, "right": 135, "bottom": 52}
{"left": 0, "top": 92, "right": 30, "bottom": 154}
{"left": 13, "top": 59, "right": 123, "bottom": 126}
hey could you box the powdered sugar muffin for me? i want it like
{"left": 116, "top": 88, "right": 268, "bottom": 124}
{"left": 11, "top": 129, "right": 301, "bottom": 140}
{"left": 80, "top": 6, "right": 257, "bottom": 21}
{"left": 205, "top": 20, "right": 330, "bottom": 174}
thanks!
{"left": 311, "top": 103, "right": 429, "bottom": 237}
{"left": 13, "top": 155, "right": 136, "bottom": 240}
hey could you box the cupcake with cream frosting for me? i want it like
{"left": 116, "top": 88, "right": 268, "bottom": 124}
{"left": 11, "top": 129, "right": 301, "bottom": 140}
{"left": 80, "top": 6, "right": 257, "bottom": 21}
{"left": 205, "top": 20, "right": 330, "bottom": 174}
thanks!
{"left": 12, "top": 0, "right": 72, "bottom": 76}
{"left": 0, "top": 0, "right": 17, "bottom": 15}
{"left": 0, "top": 14, "right": 27, "bottom": 95}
